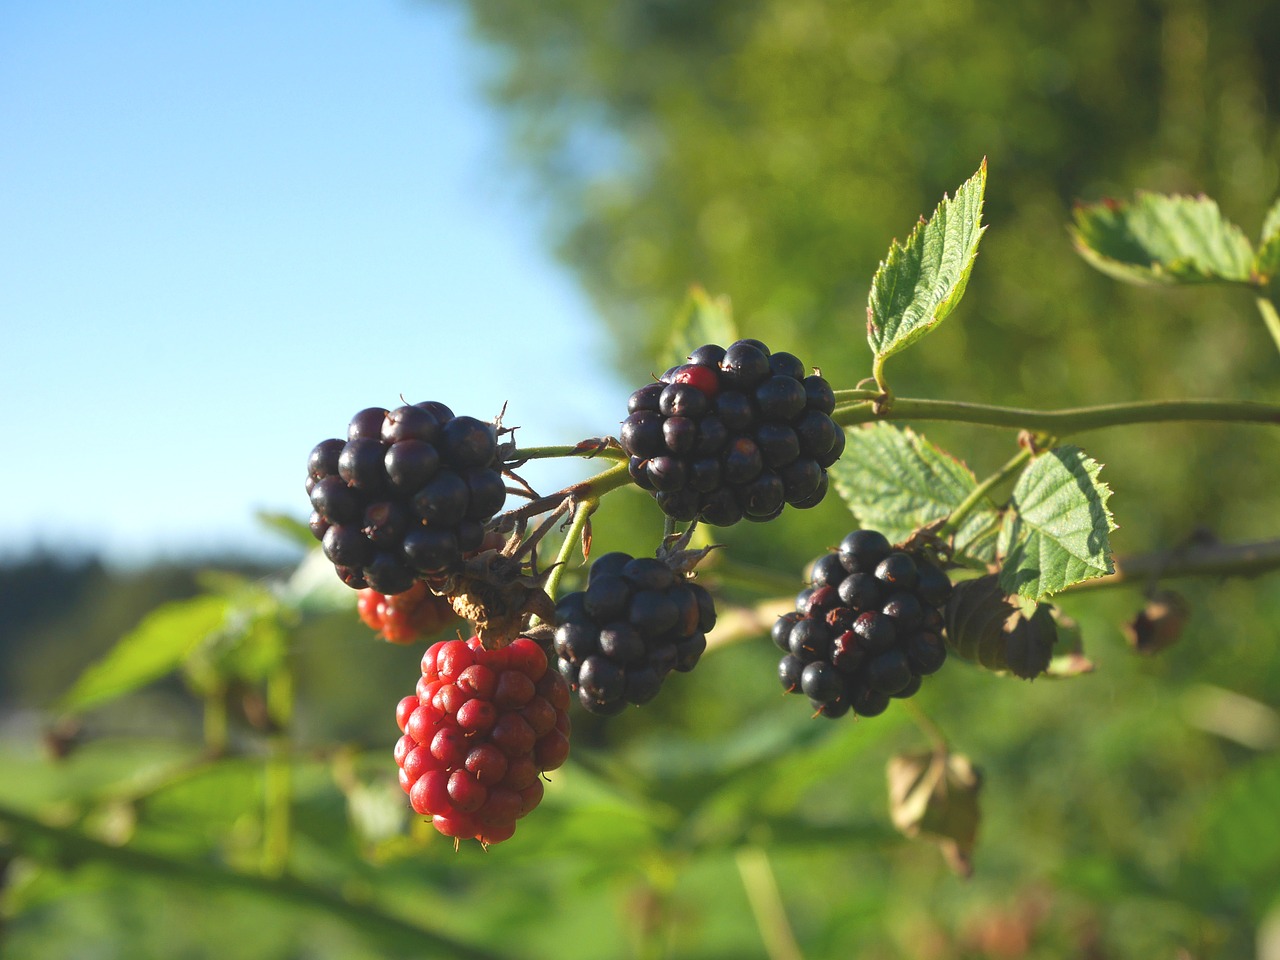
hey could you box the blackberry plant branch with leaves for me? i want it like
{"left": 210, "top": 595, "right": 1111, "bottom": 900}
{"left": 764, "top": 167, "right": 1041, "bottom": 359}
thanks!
{"left": 26, "top": 163, "right": 1280, "bottom": 955}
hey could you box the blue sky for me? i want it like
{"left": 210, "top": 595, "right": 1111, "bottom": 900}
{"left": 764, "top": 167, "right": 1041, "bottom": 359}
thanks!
{"left": 0, "top": 1, "right": 624, "bottom": 565}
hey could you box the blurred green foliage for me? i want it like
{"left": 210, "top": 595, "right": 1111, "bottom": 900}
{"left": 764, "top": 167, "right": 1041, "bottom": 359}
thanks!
{"left": 4, "top": 1, "right": 1280, "bottom": 957}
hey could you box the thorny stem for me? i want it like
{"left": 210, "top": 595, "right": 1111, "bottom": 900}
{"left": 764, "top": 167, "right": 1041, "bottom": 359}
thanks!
{"left": 936, "top": 446, "right": 1036, "bottom": 542}
{"left": 832, "top": 396, "right": 1280, "bottom": 434}
{"left": 506, "top": 441, "right": 627, "bottom": 464}
{"left": 497, "top": 460, "right": 634, "bottom": 526}
{"left": 736, "top": 846, "right": 805, "bottom": 960}
{"left": 1061, "top": 536, "right": 1280, "bottom": 594}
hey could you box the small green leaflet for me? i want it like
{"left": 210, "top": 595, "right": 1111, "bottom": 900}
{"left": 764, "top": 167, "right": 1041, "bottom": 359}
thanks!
{"left": 58, "top": 594, "right": 230, "bottom": 713}
{"left": 256, "top": 510, "right": 317, "bottom": 551}
{"left": 997, "top": 446, "right": 1116, "bottom": 600}
{"left": 661, "top": 285, "right": 738, "bottom": 371}
{"left": 829, "top": 423, "right": 999, "bottom": 568}
{"left": 866, "top": 160, "right": 987, "bottom": 366}
{"left": 1070, "top": 192, "right": 1255, "bottom": 286}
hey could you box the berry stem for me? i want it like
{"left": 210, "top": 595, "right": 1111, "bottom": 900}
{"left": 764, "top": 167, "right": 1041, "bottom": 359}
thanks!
{"left": 832, "top": 396, "right": 1280, "bottom": 434}
{"left": 1257, "top": 295, "right": 1280, "bottom": 357}
{"left": 1060, "top": 535, "right": 1280, "bottom": 594}
{"left": 936, "top": 446, "right": 1036, "bottom": 542}
{"left": 543, "top": 499, "right": 598, "bottom": 603}
{"left": 497, "top": 460, "right": 635, "bottom": 526}
{"left": 900, "top": 699, "right": 949, "bottom": 753}
{"left": 506, "top": 441, "right": 628, "bottom": 464}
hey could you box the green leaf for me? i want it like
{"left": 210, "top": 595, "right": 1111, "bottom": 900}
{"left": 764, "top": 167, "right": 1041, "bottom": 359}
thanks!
{"left": 58, "top": 595, "right": 230, "bottom": 713}
{"left": 866, "top": 160, "right": 987, "bottom": 366}
{"left": 997, "top": 446, "right": 1116, "bottom": 600}
{"left": 661, "top": 285, "right": 739, "bottom": 370}
{"left": 1261, "top": 197, "right": 1280, "bottom": 245}
{"left": 1071, "top": 192, "right": 1255, "bottom": 286}
{"left": 1253, "top": 199, "right": 1280, "bottom": 291}
{"left": 829, "top": 423, "right": 999, "bottom": 567}
{"left": 255, "top": 511, "right": 316, "bottom": 551}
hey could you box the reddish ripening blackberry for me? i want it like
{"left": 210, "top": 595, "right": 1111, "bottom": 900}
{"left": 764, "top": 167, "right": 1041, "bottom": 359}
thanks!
{"left": 773, "top": 530, "right": 951, "bottom": 719}
{"left": 619, "top": 340, "right": 843, "bottom": 526}
{"left": 552, "top": 551, "right": 717, "bottom": 715}
{"left": 394, "top": 636, "right": 571, "bottom": 845}
{"left": 357, "top": 582, "right": 460, "bottom": 644}
{"left": 306, "top": 403, "right": 506, "bottom": 593}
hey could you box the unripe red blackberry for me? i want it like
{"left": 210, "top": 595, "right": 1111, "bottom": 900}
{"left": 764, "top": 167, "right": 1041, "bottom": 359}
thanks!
{"left": 775, "top": 530, "right": 952, "bottom": 719}
{"left": 356, "top": 581, "right": 460, "bottom": 644}
{"left": 619, "top": 340, "right": 842, "bottom": 526}
{"left": 307, "top": 403, "right": 507, "bottom": 593}
{"left": 552, "top": 551, "right": 717, "bottom": 715}
{"left": 394, "top": 636, "right": 571, "bottom": 846}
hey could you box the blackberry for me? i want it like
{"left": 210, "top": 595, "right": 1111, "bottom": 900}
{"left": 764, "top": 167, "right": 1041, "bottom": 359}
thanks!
{"left": 619, "top": 340, "right": 842, "bottom": 525}
{"left": 552, "top": 551, "right": 717, "bottom": 715}
{"left": 307, "top": 403, "right": 506, "bottom": 593}
{"left": 776, "top": 530, "right": 952, "bottom": 719}
{"left": 395, "top": 635, "right": 571, "bottom": 846}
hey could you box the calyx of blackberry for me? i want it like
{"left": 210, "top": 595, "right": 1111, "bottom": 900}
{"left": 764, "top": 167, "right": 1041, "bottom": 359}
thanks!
{"left": 775, "top": 529, "right": 952, "bottom": 719}
{"left": 619, "top": 339, "right": 843, "bottom": 526}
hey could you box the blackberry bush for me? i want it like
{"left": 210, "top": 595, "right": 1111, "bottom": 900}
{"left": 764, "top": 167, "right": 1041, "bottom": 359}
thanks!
{"left": 773, "top": 530, "right": 952, "bottom": 719}
{"left": 394, "top": 636, "right": 571, "bottom": 845}
{"left": 306, "top": 402, "right": 506, "bottom": 594}
{"left": 552, "top": 550, "right": 717, "bottom": 715}
{"left": 619, "top": 339, "right": 842, "bottom": 525}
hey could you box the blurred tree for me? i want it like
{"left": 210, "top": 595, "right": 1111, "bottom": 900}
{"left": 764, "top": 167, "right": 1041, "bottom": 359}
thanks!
{"left": 445, "top": 0, "right": 1280, "bottom": 564}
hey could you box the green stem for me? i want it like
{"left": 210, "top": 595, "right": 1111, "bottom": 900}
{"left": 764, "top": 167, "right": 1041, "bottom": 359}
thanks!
{"left": 508, "top": 442, "right": 627, "bottom": 463}
{"left": 1257, "top": 296, "right": 1280, "bottom": 357}
{"left": 1063, "top": 536, "right": 1280, "bottom": 594}
{"left": 936, "top": 446, "right": 1035, "bottom": 540}
{"left": 542, "top": 499, "right": 598, "bottom": 603}
{"left": 735, "top": 846, "right": 805, "bottom": 960}
{"left": 900, "top": 700, "right": 948, "bottom": 753}
{"left": 831, "top": 388, "right": 880, "bottom": 404}
{"left": 833, "top": 396, "right": 1280, "bottom": 435}
{"left": 0, "top": 803, "right": 515, "bottom": 960}
{"left": 203, "top": 687, "right": 228, "bottom": 757}
{"left": 261, "top": 668, "right": 293, "bottom": 879}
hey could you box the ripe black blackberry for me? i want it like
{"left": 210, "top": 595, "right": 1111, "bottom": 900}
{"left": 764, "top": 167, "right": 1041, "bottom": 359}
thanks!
{"left": 552, "top": 551, "right": 717, "bottom": 715}
{"left": 306, "top": 403, "right": 506, "bottom": 594}
{"left": 774, "top": 530, "right": 951, "bottom": 719}
{"left": 619, "top": 339, "right": 842, "bottom": 526}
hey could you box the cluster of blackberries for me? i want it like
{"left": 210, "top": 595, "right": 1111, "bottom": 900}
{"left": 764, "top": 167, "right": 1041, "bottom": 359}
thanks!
{"left": 553, "top": 552, "right": 717, "bottom": 715}
{"left": 357, "top": 582, "right": 459, "bottom": 645}
{"left": 619, "top": 340, "right": 843, "bottom": 526}
{"left": 773, "top": 530, "right": 951, "bottom": 719}
{"left": 306, "top": 403, "right": 506, "bottom": 594}
{"left": 394, "top": 636, "right": 572, "bottom": 845}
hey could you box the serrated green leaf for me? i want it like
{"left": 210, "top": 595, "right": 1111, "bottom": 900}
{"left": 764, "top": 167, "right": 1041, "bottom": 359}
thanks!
{"left": 58, "top": 595, "right": 230, "bottom": 713}
{"left": 1070, "top": 192, "right": 1255, "bottom": 286}
{"left": 997, "top": 446, "right": 1115, "bottom": 600}
{"left": 867, "top": 160, "right": 987, "bottom": 365}
{"left": 829, "top": 423, "right": 998, "bottom": 567}
{"left": 661, "top": 285, "right": 738, "bottom": 370}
